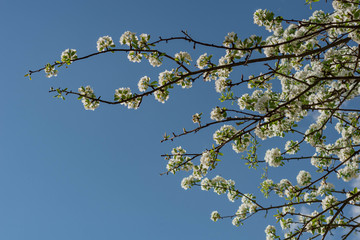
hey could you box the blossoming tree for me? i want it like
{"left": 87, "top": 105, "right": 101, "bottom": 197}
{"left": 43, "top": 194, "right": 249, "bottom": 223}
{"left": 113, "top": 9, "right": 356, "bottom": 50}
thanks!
{"left": 28, "top": 0, "right": 360, "bottom": 239}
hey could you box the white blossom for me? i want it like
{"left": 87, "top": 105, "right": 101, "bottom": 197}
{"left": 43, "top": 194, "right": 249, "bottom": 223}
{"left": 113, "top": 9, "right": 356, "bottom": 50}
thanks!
{"left": 119, "top": 31, "right": 137, "bottom": 46}
{"left": 265, "top": 225, "right": 277, "bottom": 240}
{"left": 201, "top": 178, "right": 211, "bottom": 191}
{"left": 97, "top": 36, "right": 115, "bottom": 52}
{"left": 78, "top": 86, "right": 99, "bottom": 110}
{"left": 147, "top": 53, "right": 162, "bottom": 67}
{"left": 213, "top": 125, "right": 237, "bottom": 145}
{"left": 215, "top": 77, "right": 228, "bottom": 93}
{"left": 322, "top": 195, "right": 338, "bottom": 211}
{"left": 210, "top": 211, "right": 220, "bottom": 222}
{"left": 61, "top": 49, "right": 77, "bottom": 63}
{"left": 44, "top": 63, "right": 58, "bottom": 78}
{"left": 296, "top": 170, "right": 311, "bottom": 186}
{"left": 285, "top": 140, "right": 299, "bottom": 155}
{"left": 210, "top": 107, "right": 225, "bottom": 121}
{"left": 138, "top": 76, "right": 150, "bottom": 92}
{"left": 196, "top": 53, "right": 209, "bottom": 69}
{"left": 174, "top": 51, "right": 192, "bottom": 64}
{"left": 264, "top": 148, "right": 283, "bottom": 167}
{"left": 181, "top": 175, "right": 197, "bottom": 190}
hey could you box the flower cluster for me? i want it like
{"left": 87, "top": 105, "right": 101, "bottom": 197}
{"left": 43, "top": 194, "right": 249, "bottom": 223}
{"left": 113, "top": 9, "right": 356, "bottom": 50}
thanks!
{"left": 199, "top": 150, "right": 216, "bottom": 170}
{"left": 210, "top": 211, "right": 221, "bottom": 222}
{"left": 119, "top": 31, "right": 151, "bottom": 63}
{"left": 232, "top": 194, "right": 258, "bottom": 227}
{"left": 264, "top": 225, "right": 277, "bottom": 240}
{"left": 192, "top": 113, "right": 202, "bottom": 124}
{"left": 296, "top": 170, "right": 311, "bottom": 186}
{"left": 174, "top": 51, "right": 192, "bottom": 64}
{"left": 213, "top": 125, "right": 237, "bottom": 145}
{"left": 137, "top": 76, "right": 150, "bottom": 92}
{"left": 201, "top": 175, "right": 235, "bottom": 197}
{"left": 284, "top": 140, "right": 299, "bottom": 155}
{"left": 119, "top": 31, "right": 138, "bottom": 46}
{"left": 232, "top": 133, "right": 251, "bottom": 153}
{"left": 264, "top": 148, "right": 283, "bottom": 167}
{"left": 196, "top": 53, "right": 211, "bottom": 69}
{"left": 154, "top": 89, "right": 169, "bottom": 103}
{"left": 321, "top": 195, "right": 338, "bottom": 211}
{"left": 44, "top": 63, "right": 58, "bottom": 78}
{"left": 61, "top": 49, "right": 77, "bottom": 64}
{"left": 97, "top": 36, "right": 115, "bottom": 52}
{"left": 166, "top": 146, "right": 193, "bottom": 174}
{"left": 146, "top": 53, "right": 162, "bottom": 67}
{"left": 114, "top": 88, "right": 141, "bottom": 109}
{"left": 253, "top": 9, "right": 282, "bottom": 33}
{"left": 210, "top": 107, "right": 226, "bottom": 121}
{"left": 181, "top": 175, "right": 199, "bottom": 190}
{"left": 78, "top": 86, "right": 99, "bottom": 110}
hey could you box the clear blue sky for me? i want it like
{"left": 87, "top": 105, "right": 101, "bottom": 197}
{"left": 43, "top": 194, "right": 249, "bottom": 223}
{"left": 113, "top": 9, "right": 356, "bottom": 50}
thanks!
{"left": 0, "top": 1, "right": 337, "bottom": 239}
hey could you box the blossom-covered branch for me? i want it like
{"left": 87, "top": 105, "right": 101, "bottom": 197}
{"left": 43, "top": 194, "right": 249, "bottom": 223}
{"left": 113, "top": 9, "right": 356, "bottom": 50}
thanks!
{"left": 29, "top": 0, "right": 360, "bottom": 239}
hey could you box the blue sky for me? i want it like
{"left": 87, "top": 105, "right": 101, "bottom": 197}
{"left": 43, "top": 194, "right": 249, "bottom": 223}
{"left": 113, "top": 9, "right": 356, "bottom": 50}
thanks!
{"left": 0, "top": 1, "right": 340, "bottom": 239}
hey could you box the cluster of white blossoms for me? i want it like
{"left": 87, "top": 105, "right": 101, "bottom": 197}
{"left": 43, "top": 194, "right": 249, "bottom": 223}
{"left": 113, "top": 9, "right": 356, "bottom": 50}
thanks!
{"left": 232, "top": 133, "right": 251, "bottom": 153}
{"left": 210, "top": 211, "right": 221, "bottom": 222}
{"left": 167, "top": 147, "right": 193, "bottom": 174}
{"left": 260, "top": 177, "right": 343, "bottom": 233}
{"left": 346, "top": 188, "right": 360, "bottom": 204}
{"left": 78, "top": 86, "right": 99, "bottom": 110}
{"left": 232, "top": 194, "right": 257, "bottom": 226}
{"left": 210, "top": 107, "right": 226, "bottom": 121}
{"left": 200, "top": 175, "right": 235, "bottom": 196}
{"left": 282, "top": 205, "right": 295, "bottom": 215}
{"left": 137, "top": 76, "right": 150, "bottom": 92}
{"left": 253, "top": 9, "right": 281, "bottom": 33}
{"left": 44, "top": 63, "right": 58, "bottom": 78}
{"left": 119, "top": 31, "right": 138, "bottom": 46}
{"left": 237, "top": 89, "right": 276, "bottom": 114}
{"left": 154, "top": 89, "right": 169, "bottom": 103}
{"left": 321, "top": 195, "right": 338, "bottom": 211}
{"left": 264, "top": 148, "right": 283, "bottom": 167}
{"left": 119, "top": 31, "right": 151, "bottom": 63}
{"left": 274, "top": 179, "right": 293, "bottom": 198}
{"left": 311, "top": 153, "right": 332, "bottom": 169}
{"left": 296, "top": 170, "right": 312, "bottom": 186}
{"left": 181, "top": 175, "right": 198, "bottom": 190}
{"left": 146, "top": 53, "right": 162, "bottom": 67}
{"left": 138, "top": 33, "right": 150, "bottom": 48}
{"left": 174, "top": 51, "right": 192, "bottom": 64}
{"left": 213, "top": 125, "right": 237, "bottom": 145}
{"left": 114, "top": 87, "right": 141, "bottom": 109}
{"left": 196, "top": 53, "right": 211, "bottom": 69}
{"left": 284, "top": 140, "right": 299, "bottom": 155}
{"left": 260, "top": 179, "right": 274, "bottom": 198}
{"left": 127, "top": 51, "right": 142, "bottom": 63}
{"left": 304, "top": 191, "right": 318, "bottom": 205}
{"left": 237, "top": 93, "right": 250, "bottom": 110}
{"left": 192, "top": 113, "right": 201, "bottom": 124}
{"left": 96, "top": 36, "right": 115, "bottom": 52}
{"left": 158, "top": 70, "right": 174, "bottom": 86}
{"left": 199, "top": 150, "right": 216, "bottom": 170}
{"left": 337, "top": 160, "right": 359, "bottom": 182}
{"left": 223, "top": 32, "right": 237, "bottom": 47}
{"left": 264, "top": 225, "right": 277, "bottom": 240}
{"left": 317, "top": 180, "right": 335, "bottom": 196}
{"left": 214, "top": 77, "right": 228, "bottom": 93}
{"left": 60, "top": 49, "right": 77, "bottom": 63}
